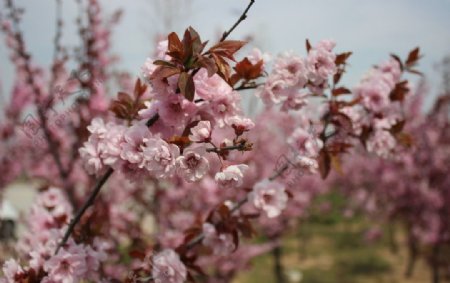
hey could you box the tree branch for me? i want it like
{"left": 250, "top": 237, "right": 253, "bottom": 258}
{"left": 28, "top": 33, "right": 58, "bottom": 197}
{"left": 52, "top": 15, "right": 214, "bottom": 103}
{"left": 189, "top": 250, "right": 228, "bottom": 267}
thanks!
{"left": 205, "top": 143, "right": 247, "bottom": 153}
{"left": 220, "top": 0, "right": 255, "bottom": 42}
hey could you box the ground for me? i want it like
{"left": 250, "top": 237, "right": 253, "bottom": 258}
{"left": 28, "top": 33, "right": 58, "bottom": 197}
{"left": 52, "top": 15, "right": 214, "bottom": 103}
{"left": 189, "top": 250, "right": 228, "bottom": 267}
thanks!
{"left": 235, "top": 193, "right": 436, "bottom": 283}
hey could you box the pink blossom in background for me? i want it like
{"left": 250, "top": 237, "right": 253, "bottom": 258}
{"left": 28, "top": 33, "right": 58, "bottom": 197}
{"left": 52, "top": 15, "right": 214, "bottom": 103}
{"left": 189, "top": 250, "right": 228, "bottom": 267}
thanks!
{"left": 249, "top": 180, "right": 288, "bottom": 218}
{"left": 152, "top": 249, "right": 187, "bottom": 283}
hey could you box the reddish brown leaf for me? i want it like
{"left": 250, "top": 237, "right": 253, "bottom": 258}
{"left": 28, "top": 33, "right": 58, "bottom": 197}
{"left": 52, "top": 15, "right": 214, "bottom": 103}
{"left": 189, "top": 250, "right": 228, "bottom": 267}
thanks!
{"left": 234, "top": 58, "right": 264, "bottom": 81}
{"left": 306, "top": 39, "right": 312, "bottom": 53}
{"left": 178, "top": 72, "right": 195, "bottom": 101}
{"left": 150, "top": 65, "right": 181, "bottom": 80}
{"left": 330, "top": 154, "right": 343, "bottom": 175}
{"left": 318, "top": 149, "right": 331, "bottom": 179}
{"left": 153, "top": 60, "right": 177, "bottom": 67}
{"left": 327, "top": 142, "right": 352, "bottom": 154}
{"left": 389, "top": 120, "right": 405, "bottom": 134}
{"left": 110, "top": 101, "right": 129, "bottom": 120}
{"left": 390, "top": 80, "right": 409, "bottom": 101}
{"left": 133, "top": 78, "right": 147, "bottom": 98}
{"left": 405, "top": 47, "right": 420, "bottom": 67}
{"left": 168, "top": 135, "right": 191, "bottom": 148}
{"left": 335, "top": 52, "right": 352, "bottom": 65}
{"left": 197, "top": 56, "right": 218, "bottom": 77}
{"left": 208, "top": 40, "right": 246, "bottom": 61}
{"left": 187, "top": 27, "right": 206, "bottom": 55}
{"left": 407, "top": 69, "right": 423, "bottom": 76}
{"left": 212, "top": 53, "right": 232, "bottom": 82}
{"left": 395, "top": 132, "right": 413, "bottom": 147}
{"left": 332, "top": 87, "right": 351, "bottom": 96}
{"left": 167, "top": 32, "right": 184, "bottom": 60}
{"left": 117, "top": 92, "right": 133, "bottom": 105}
{"left": 333, "top": 71, "right": 343, "bottom": 85}
{"left": 390, "top": 54, "right": 404, "bottom": 71}
{"left": 331, "top": 112, "right": 353, "bottom": 133}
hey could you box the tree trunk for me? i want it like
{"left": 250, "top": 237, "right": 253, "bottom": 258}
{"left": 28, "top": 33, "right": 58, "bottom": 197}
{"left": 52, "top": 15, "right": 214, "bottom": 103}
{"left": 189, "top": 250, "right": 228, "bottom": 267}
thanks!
{"left": 405, "top": 233, "right": 417, "bottom": 278}
{"left": 272, "top": 245, "right": 286, "bottom": 283}
{"left": 431, "top": 245, "right": 440, "bottom": 283}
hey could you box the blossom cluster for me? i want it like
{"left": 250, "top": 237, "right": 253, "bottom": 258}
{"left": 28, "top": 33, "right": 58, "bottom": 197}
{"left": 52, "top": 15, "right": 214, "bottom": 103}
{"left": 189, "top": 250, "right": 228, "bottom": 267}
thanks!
{"left": 2, "top": 188, "right": 108, "bottom": 283}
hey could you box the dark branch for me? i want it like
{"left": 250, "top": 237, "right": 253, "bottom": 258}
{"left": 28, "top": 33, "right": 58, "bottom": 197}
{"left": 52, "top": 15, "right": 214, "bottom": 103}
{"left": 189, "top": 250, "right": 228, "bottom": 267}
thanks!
{"left": 220, "top": 0, "right": 255, "bottom": 42}
{"left": 205, "top": 143, "right": 247, "bottom": 153}
{"left": 55, "top": 167, "right": 114, "bottom": 254}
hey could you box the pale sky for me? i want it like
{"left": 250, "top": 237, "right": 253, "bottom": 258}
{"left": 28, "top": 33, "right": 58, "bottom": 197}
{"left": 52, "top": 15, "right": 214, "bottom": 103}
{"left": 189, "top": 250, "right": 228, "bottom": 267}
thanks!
{"left": 1, "top": 0, "right": 450, "bottom": 110}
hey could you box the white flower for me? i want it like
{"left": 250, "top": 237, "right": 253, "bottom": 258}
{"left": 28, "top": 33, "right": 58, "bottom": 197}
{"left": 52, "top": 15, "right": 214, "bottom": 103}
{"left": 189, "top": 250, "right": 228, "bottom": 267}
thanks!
{"left": 249, "top": 180, "right": 288, "bottom": 218}
{"left": 214, "top": 164, "right": 248, "bottom": 189}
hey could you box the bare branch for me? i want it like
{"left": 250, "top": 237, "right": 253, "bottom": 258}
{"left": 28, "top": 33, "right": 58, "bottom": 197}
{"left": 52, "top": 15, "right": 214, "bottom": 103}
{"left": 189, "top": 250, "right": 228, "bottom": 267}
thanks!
{"left": 220, "top": 0, "right": 255, "bottom": 42}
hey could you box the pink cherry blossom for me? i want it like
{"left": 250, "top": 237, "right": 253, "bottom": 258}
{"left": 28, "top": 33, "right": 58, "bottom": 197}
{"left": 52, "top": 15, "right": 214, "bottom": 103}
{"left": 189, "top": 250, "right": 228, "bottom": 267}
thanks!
{"left": 189, "top": 121, "right": 211, "bottom": 142}
{"left": 249, "top": 180, "right": 288, "bottom": 218}
{"left": 2, "top": 259, "right": 25, "bottom": 282}
{"left": 176, "top": 148, "right": 210, "bottom": 182}
{"left": 225, "top": 115, "right": 255, "bottom": 134}
{"left": 143, "top": 137, "right": 180, "bottom": 178}
{"left": 120, "top": 123, "right": 152, "bottom": 165}
{"left": 287, "top": 127, "right": 323, "bottom": 157}
{"left": 366, "top": 129, "right": 396, "bottom": 158}
{"left": 44, "top": 246, "right": 88, "bottom": 283}
{"left": 306, "top": 40, "right": 337, "bottom": 86}
{"left": 355, "top": 78, "right": 391, "bottom": 113}
{"left": 215, "top": 164, "right": 248, "bottom": 189}
{"left": 194, "top": 68, "right": 233, "bottom": 101}
{"left": 257, "top": 52, "right": 308, "bottom": 107}
{"left": 202, "top": 223, "right": 236, "bottom": 256}
{"left": 152, "top": 249, "right": 187, "bottom": 283}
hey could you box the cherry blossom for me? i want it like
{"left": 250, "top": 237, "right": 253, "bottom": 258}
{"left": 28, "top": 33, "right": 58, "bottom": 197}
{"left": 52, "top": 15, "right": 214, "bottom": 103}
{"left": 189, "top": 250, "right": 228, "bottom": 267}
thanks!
{"left": 249, "top": 180, "right": 288, "bottom": 218}
{"left": 189, "top": 121, "right": 212, "bottom": 143}
{"left": 214, "top": 164, "right": 248, "bottom": 189}
{"left": 176, "top": 148, "right": 210, "bottom": 182}
{"left": 152, "top": 249, "right": 187, "bottom": 283}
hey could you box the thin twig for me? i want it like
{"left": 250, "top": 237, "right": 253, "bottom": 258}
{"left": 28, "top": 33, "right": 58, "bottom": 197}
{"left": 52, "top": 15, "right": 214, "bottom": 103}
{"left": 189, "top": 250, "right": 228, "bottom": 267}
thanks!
{"left": 55, "top": 167, "right": 113, "bottom": 254}
{"left": 55, "top": 113, "right": 160, "bottom": 254}
{"left": 220, "top": 0, "right": 255, "bottom": 42}
{"left": 205, "top": 143, "right": 246, "bottom": 153}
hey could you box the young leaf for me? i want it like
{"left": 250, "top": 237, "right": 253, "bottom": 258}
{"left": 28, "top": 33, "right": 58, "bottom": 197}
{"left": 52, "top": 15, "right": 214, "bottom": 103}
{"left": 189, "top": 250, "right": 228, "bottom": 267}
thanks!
{"left": 335, "top": 52, "right": 352, "bottom": 66}
{"left": 390, "top": 80, "right": 409, "bottom": 101}
{"left": 208, "top": 40, "right": 246, "bottom": 61}
{"left": 306, "top": 39, "right": 312, "bottom": 53}
{"left": 234, "top": 58, "right": 263, "bottom": 80}
{"left": 405, "top": 47, "right": 420, "bottom": 67}
{"left": 318, "top": 149, "right": 331, "bottom": 179}
{"left": 197, "top": 56, "right": 218, "bottom": 77}
{"left": 178, "top": 72, "right": 195, "bottom": 101}
{"left": 332, "top": 87, "right": 351, "bottom": 96}
{"left": 390, "top": 53, "right": 404, "bottom": 71}
{"left": 150, "top": 65, "right": 181, "bottom": 80}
